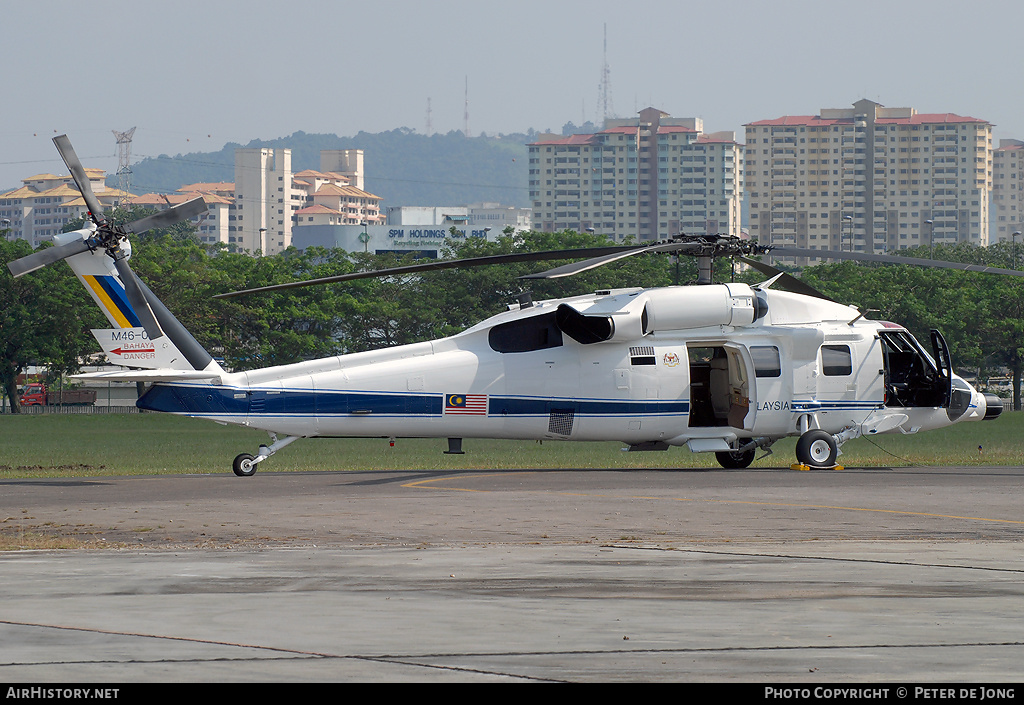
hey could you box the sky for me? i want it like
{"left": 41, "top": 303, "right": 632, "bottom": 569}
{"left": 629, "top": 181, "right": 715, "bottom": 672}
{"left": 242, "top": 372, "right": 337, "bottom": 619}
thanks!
{"left": 3, "top": 0, "right": 1024, "bottom": 191}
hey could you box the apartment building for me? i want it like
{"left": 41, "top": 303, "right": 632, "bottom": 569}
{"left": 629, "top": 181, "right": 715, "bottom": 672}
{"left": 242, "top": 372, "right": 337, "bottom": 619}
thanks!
{"left": 992, "top": 139, "right": 1024, "bottom": 243}
{"left": 745, "top": 99, "right": 993, "bottom": 258}
{"left": 293, "top": 168, "right": 383, "bottom": 231}
{"left": 232, "top": 148, "right": 296, "bottom": 254}
{"left": 234, "top": 149, "right": 383, "bottom": 253}
{"left": 130, "top": 186, "right": 234, "bottom": 246}
{"left": 0, "top": 169, "right": 129, "bottom": 247}
{"left": 529, "top": 107, "right": 744, "bottom": 242}
{"left": 132, "top": 150, "right": 382, "bottom": 254}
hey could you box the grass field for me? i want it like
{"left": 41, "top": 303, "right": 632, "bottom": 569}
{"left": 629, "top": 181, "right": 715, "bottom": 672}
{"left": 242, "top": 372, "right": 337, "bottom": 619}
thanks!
{"left": 2, "top": 409, "right": 1023, "bottom": 477}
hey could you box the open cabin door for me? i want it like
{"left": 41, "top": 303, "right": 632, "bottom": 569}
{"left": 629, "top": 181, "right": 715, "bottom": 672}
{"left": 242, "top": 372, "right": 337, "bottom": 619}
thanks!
{"left": 687, "top": 343, "right": 755, "bottom": 431}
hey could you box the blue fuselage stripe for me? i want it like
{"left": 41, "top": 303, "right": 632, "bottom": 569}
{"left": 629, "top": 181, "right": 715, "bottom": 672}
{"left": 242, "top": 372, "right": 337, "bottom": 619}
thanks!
{"left": 137, "top": 385, "right": 691, "bottom": 418}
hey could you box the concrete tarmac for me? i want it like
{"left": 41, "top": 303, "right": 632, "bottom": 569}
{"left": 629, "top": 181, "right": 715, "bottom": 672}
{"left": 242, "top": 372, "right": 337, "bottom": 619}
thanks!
{"left": 1, "top": 466, "right": 1023, "bottom": 682}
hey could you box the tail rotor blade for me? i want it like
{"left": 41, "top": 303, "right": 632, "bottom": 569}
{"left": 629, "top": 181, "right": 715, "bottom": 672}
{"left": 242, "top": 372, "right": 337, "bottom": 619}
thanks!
{"left": 52, "top": 135, "right": 107, "bottom": 226}
{"left": 113, "top": 257, "right": 164, "bottom": 340}
{"left": 125, "top": 197, "right": 208, "bottom": 234}
{"left": 7, "top": 238, "right": 93, "bottom": 278}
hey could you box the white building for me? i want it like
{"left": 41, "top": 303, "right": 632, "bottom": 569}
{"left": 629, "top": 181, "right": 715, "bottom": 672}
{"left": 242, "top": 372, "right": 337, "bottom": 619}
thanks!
{"left": 745, "top": 99, "right": 993, "bottom": 257}
{"left": 468, "top": 203, "right": 532, "bottom": 233}
{"left": 232, "top": 148, "right": 297, "bottom": 254}
{"left": 293, "top": 170, "right": 383, "bottom": 231}
{"left": 992, "top": 139, "right": 1024, "bottom": 243}
{"left": 388, "top": 206, "right": 469, "bottom": 225}
{"left": 131, "top": 186, "right": 234, "bottom": 246}
{"left": 291, "top": 222, "right": 495, "bottom": 258}
{"left": 130, "top": 149, "right": 382, "bottom": 254}
{"left": 529, "top": 108, "right": 743, "bottom": 242}
{"left": 291, "top": 200, "right": 524, "bottom": 256}
{"left": 387, "top": 203, "right": 530, "bottom": 233}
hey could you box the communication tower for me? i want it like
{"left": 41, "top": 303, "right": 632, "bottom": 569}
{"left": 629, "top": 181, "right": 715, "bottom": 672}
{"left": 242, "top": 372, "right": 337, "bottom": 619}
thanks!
{"left": 112, "top": 127, "right": 136, "bottom": 204}
{"left": 598, "top": 24, "right": 615, "bottom": 125}
{"left": 464, "top": 76, "right": 470, "bottom": 138}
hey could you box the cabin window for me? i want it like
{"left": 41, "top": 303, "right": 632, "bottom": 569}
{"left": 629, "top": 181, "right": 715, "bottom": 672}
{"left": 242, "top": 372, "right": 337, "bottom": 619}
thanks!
{"left": 751, "top": 345, "right": 781, "bottom": 378}
{"left": 821, "top": 344, "right": 853, "bottom": 376}
{"left": 488, "top": 311, "right": 563, "bottom": 353}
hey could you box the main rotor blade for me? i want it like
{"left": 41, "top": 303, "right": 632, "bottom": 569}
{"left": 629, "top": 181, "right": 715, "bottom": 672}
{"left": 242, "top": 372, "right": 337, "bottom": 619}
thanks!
{"left": 6, "top": 238, "right": 93, "bottom": 278}
{"left": 113, "top": 257, "right": 164, "bottom": 340}
{"left": 769, "top": 246, "right": 1024, "bottom": 277}
{"left": 520, "top": 241, "right": 703, "bottom": 279}
{"left": 736, "top": 256, "right": 834, "bottom": 301}
{"left": 53, "top": 135, "right": 107, "bottom": 226}
{"left": 124, "top": 197, "right": 208, "bottom": 234}
{"left": 214, "top": 245, "right": 636, "bottom": 299}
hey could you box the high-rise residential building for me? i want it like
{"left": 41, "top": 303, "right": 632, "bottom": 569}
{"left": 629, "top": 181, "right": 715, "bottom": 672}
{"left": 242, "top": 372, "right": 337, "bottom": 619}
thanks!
{"left": 745, "top": 99, "right": 993, "bottom": 259}
{"left": 132, "top": 149, "right": 381, "bottom": 254}
{"left": 233, "top": 148, "right": 382, "bottom": 254}
{"left": 233, "top": 148, "right": 298, "bottom": 254}
{"left": 528, "top": 107, "right": 743, "bottom": 242}
{"left": 992, "top": 139, "right": 1024, "bottom": 244}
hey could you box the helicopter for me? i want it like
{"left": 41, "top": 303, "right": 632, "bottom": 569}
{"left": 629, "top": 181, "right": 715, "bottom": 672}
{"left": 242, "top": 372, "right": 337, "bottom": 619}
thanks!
{"left": 7, "top": 135, "right": 1014, "bottom": 475}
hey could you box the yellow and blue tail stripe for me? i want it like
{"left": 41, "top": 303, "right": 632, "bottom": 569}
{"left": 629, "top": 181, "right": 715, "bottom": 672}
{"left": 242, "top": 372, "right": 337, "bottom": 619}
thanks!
{"left": 81, "top": 274, "right": 142, "bottom": 328}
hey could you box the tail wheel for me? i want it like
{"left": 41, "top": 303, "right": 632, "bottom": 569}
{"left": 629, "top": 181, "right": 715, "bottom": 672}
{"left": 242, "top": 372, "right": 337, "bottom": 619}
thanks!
{"left": 233, "top": 453, "right": 258, "bottom": 477}
{"left": 795, "top": 430, "right": 838, "bottom": 468}
{"left": 715, "top": 448, "right": 755, "bottom": 469}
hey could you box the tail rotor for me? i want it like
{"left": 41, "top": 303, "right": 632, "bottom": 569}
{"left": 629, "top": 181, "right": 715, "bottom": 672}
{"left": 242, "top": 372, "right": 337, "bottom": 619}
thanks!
{"left": 6, "top": 134, "right": 207, "bottom": 340}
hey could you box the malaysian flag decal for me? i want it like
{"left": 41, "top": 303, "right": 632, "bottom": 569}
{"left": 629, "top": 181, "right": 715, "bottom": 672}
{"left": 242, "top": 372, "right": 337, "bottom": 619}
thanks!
{"left": 445, "top": 393, "right": 487, "bottom": 416}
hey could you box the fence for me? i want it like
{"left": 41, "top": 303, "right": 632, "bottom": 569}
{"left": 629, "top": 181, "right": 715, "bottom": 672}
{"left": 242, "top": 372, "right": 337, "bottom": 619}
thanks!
{"left": 5, "top": 405, "right": 139, "bottom": 415}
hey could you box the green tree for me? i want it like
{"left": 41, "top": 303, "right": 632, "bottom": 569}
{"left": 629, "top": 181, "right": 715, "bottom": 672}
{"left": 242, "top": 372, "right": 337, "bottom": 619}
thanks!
{"left": 210, "top": 246, "right": 359, "bottom": 368}
{"left": 0, "top": 239, "right": 100, "bottom": 412}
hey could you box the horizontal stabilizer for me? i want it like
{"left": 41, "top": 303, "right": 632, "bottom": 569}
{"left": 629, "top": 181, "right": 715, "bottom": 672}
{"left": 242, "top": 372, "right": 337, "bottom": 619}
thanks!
{"left": 71, "top": 369, "right": 224, "bottom": 383}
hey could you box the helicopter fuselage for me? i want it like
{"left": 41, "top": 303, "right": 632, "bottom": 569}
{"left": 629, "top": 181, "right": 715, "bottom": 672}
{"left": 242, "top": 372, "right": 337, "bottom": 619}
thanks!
{"left": 135, "top": 283, "right": 994, "bottom": 464}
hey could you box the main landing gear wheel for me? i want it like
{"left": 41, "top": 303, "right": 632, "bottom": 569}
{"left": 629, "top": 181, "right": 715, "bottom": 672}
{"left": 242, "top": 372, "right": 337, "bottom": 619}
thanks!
{"left": 233, "top": 453, "right": 258, "bottom": 477}
{"left": 795, "top": 430, "right": 838, "bottom": 468}
{"left": 715, "top": 448, "right": 755, "bottom": 469}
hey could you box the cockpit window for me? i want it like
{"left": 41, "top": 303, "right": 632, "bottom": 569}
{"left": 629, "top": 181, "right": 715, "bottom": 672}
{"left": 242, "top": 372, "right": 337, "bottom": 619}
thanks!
{"left": 488, "top": 311, "right": 563, "bottom": 353}
{"left": 880, "top": 330, "right": 946, "bottom": 408}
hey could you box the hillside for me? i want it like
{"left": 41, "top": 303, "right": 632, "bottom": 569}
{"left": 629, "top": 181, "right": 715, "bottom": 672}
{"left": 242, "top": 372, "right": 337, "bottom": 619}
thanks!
{"left": 118, "top": 129, "right": 534, "bottom": 209}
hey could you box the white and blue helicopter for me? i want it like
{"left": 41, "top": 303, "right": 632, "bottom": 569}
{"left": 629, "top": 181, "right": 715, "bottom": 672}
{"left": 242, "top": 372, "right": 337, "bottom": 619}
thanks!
{"left": 7, "top": 136, "right": 1013, "bottom": 475}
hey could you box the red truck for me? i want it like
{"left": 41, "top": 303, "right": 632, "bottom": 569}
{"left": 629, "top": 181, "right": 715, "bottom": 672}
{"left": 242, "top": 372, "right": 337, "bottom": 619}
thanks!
{"left": 19, "top": 383, "right": 96, "bottom": 407}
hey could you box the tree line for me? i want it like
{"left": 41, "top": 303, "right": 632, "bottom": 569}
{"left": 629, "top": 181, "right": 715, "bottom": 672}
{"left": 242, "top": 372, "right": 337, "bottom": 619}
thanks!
{"left": 2, "top": 208, "right": 1023, "bottom": 412}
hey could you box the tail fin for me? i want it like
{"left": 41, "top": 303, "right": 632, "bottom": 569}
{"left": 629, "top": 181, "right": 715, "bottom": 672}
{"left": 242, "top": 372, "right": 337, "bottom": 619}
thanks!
{"left": 59, "top": 228, "right": 223, "bottom": 375}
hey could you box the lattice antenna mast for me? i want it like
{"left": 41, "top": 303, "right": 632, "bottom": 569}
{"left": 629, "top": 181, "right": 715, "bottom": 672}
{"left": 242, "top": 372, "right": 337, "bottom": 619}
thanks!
{"left": 426, "top": 97, "right": 433, "bottom": 136}
{"left": 464, "top": 76, "right": 470, "bottom": 138}
{"left": 112, "top": 127, "right": 136, "bottom": 204}
{"left": 598, "top": 24, "right": 614, "bottom": 126}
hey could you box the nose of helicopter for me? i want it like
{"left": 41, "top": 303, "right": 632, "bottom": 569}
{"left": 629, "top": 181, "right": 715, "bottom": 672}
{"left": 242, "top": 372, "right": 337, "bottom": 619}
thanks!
{"left": 981, "top": 391, "right": 1004, "bottom": 420}
{"left": 957, "top": 377, "right": 1003, "bottom": 422}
